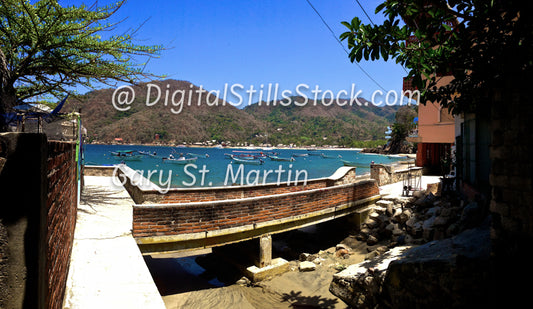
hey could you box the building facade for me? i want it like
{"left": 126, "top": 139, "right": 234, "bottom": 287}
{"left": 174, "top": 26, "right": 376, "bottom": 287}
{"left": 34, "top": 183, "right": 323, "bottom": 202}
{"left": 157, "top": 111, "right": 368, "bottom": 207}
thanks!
{"left": 404, "top": 76, "right": 455, "bottom": 175}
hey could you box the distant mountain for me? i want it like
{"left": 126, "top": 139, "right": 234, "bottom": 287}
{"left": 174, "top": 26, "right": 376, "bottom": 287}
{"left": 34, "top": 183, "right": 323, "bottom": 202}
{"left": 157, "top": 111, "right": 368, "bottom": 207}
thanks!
{"left": 243, "top": 96, "right": 397, "bottom": 146}
{"left": 66, "top": 79, "right": 398, "bottom": 146}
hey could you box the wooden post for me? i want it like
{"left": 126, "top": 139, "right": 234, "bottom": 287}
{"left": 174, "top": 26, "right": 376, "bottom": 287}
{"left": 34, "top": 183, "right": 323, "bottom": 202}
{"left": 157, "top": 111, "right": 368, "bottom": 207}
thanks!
{"left": 259, "top": 235, "right": 272, "bottom": 268}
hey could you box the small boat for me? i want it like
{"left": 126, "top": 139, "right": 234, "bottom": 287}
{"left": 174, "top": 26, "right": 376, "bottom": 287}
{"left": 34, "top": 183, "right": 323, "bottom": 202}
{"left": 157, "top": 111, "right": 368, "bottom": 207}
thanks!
{"left": 341, "top": 160, "right": 367, "bottom": 168}
{"left": 292, "top": 153, "right": 308, "bottom": 157}
{"left": 269, "top": 155, "right": 295, "bottom": 162}
{"left": 163, "top": 155, "right": 198, "bottom": 164}
{"left": 110, "top": 150, "right": 143, "bottom": 160}
{"left": 231, "top": 157, "right": 264, "bottom": 165}
{"left": 321, "top": 153, "right": 341, "bottom": 159}
{"left": 139, "top": 151, "right": 158, "bottom": 157}
{"left": 307, "top": 152, "right": 324, "bottom": 156}
{"left": 187, "top": 152, "right": 209, "bottom": 158}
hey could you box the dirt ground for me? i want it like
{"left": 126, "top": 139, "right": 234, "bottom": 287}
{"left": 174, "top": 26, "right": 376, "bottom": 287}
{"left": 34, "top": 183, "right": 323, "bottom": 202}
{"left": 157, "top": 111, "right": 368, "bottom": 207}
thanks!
{"left": 144, "top": 218, "right": 380, "bottom": 309}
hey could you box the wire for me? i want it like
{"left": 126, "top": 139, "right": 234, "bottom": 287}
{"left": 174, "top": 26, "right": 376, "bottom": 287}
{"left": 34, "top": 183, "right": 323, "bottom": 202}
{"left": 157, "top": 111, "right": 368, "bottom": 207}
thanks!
{"left": 304, "top": 0, "right": 387, "bottom": 92}
{"left": 354, "top": 0, "right": 409, "bottom": 74}
{"left": 354, "top": 0, "right": 375, "bottom": 26}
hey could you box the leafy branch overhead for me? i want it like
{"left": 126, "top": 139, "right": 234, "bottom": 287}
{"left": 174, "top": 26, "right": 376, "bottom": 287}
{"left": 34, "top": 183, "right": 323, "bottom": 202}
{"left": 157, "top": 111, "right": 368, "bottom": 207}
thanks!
{"left": 340, "top": 0, "right": 532, "bottom": 114}
{"left": 0, "top": 0, "right": 163, "bottom": 120}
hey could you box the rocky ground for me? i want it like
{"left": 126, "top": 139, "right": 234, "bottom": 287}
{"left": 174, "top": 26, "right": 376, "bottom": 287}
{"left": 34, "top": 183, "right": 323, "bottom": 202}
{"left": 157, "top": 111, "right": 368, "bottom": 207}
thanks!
{"left": 146, "top": 182, "right": 490, "bottom": 309}
{"left": 330, "top": 185, "right": 491, "bottom": 308}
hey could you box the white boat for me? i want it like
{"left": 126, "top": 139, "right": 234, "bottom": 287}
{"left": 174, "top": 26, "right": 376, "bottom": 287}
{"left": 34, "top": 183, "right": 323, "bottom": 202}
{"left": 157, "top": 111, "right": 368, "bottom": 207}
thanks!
{"left": 269, "top": 155, "right": 295, "bottom": 162}
{"left": 187, "top": 152, "right": 209, "bottom": 158}
{"left": 292, "top": 153, "right": 308, "bottom": 157}
{"left": 139, "top": 151, "right": 158, "bottom": 157}
{"left": 231, "top": 157, "right": 264, "bottom": 165}
{"left": 163, "top": 156, "right": 198, "bottom": 164}
{"left": 321, "top": 153, "right": 341, "bottom": 159}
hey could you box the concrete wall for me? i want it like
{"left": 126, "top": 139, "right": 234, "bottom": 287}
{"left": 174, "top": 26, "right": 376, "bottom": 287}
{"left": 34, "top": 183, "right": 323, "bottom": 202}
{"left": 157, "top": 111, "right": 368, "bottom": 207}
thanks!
{"left": 0, "top": 133, "right": 77, "bottom": 309}
{"left": 417, "top": 75, "right": 455, "bottom": 144}
{"left": 370, "top": 161, "right": 421, "bottom": 186}
{"left": 83, "top": 165, "right": 115, "bottom": 177}
{"left": 0, "top": 133, "right": 47, "bottom": 309}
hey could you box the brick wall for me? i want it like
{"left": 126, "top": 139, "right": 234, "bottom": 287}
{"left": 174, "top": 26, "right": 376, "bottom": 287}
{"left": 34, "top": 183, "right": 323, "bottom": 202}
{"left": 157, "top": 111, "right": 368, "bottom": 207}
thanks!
{"left": 140, "top": 168, "right": 358, "bottom": 204}
{"left": 46, "top": 141, "right": 78, "bottom": 309}
{"left": 133, "top": 179, "right": 378, "bottom": 238}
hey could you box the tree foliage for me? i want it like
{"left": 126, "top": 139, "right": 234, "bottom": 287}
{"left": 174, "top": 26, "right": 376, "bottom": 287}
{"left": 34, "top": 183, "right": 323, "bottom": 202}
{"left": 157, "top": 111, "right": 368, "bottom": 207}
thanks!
{"left": 340, "top": 0, "right": 532, "bottom": 114}
{"left": 391, "top": 105, "right": 417, "bottom": 141}
{"left": 0, "top": 0, "right": 162, "bottom": 129}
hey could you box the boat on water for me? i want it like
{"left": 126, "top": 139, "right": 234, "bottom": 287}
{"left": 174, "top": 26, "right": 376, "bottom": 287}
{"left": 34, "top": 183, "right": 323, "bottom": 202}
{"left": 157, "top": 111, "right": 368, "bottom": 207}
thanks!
{"left": 292, "top": 153, "right": 308, "bottom": 157}
{"left": 110, "top": 150, "right": 143, "bottom": 161}
{"left": 269, "top": 155, "right": 295, "bottom": 162}
{"left": 307, "top": 152, "right": 324, "bottom": 156}
{"left": 187, "top": 152, "right": 209, "bottom": 158}
{"left": 162, "top": 154, "right": 198, "bottom": 164}
{"left": 341, "top": 160, "right": 367, "bottom": 168}
{"left": 231, "top": 157, "right": 265, "bottom": 165}
{"left": 232, "top": 150, "right": 272, "bottom": 158}
{"left": 139, "top": 151, "right": 158, "bottom": 157}
{"left": 321, "top": 153, "right": 341, "bottom": 159}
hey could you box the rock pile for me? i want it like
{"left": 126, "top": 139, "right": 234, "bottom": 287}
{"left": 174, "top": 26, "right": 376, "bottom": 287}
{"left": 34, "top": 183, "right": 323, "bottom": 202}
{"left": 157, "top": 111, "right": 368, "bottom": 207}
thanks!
{"left": 330, "top": 188, "right": 491, "bottom": 308}
{"left": 355, "top": 191, "right": 486, "bottom": 252}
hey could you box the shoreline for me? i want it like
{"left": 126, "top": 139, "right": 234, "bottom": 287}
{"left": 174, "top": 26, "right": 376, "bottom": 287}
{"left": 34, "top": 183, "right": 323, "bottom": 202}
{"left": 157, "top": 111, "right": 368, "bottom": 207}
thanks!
{"left": 85, "top": 142, "right": 365, "bottom": 151}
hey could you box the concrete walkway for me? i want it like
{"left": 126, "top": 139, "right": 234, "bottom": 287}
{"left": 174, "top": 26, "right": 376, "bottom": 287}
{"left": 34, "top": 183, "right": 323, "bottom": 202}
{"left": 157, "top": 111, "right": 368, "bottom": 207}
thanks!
{"left": 379, "top": 175, "right": 441, "bottom": 198}
{"left": 63, "top": 176, "right": 165, "bottom": 309}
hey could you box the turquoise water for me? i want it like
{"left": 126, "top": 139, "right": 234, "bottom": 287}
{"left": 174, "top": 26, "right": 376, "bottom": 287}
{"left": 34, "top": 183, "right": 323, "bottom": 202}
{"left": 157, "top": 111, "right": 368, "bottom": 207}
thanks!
{"left": 83, "top": 144, "right": 404, "bottom": 188}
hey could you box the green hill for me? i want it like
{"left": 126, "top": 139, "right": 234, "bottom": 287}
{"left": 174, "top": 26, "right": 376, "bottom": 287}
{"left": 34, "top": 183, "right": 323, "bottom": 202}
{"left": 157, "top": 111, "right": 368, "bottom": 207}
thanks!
{"left": 67, "top": 79, "right": 398, "bottom": 147}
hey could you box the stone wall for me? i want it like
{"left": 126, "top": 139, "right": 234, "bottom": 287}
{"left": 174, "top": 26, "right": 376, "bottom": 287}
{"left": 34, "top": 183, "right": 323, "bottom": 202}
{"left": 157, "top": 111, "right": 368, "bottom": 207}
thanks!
{"left": 489, "top": 84, "right": 533, "bottom": 306}
{"left": 370, "top": 162, "right": 421, "bottom": 186}
{"left": 132, "top": 179, "right": 379, "bottom": 238}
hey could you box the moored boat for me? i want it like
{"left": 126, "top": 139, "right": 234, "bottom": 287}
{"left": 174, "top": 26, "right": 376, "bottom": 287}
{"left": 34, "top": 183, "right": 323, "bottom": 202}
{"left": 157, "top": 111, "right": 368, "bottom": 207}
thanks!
{"left": 231, "top": 157, "right": 265, "bottom": 165}
{"left": 187, "top": 152, "right": 209, "bottom": 158}
{"left": 341, "top": 160, "right": 366, "bottom": 168}
{"left": 269, "top": 155, "right": 295, "bottom": 162}
{"left": 110, "top": 150, "right": 143, "bottom": 161}
{"left": 139, "top": 150, "right": 158, "bottom": 157}
{"left": 321, "top": 153, "right": 341, "bottom": 159}
{"left": 162, "top": 155, "right": 198, "bottom": 164}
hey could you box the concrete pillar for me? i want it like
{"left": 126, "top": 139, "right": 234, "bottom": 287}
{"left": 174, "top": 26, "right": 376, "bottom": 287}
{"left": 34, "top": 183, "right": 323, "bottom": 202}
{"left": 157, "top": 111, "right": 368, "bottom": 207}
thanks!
{"left": 259, "top": 235, "right": 272, "bottom": 268}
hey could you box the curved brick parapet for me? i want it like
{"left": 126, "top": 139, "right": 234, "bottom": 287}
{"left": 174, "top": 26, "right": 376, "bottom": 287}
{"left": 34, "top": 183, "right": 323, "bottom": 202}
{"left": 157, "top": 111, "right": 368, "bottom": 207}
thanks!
{"left": 132, "top": 178, "right": 380, "bottom": 254}
{"left": 115, "top": 165, "right": 364, "bottom": 204}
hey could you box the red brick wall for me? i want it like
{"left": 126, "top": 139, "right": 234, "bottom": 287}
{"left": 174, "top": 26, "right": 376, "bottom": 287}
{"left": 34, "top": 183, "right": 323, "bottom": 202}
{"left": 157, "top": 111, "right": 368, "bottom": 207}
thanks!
{"left": 133, "top": 179, "right": 378, "bottom": 238}
{"left": 143, "top": 168, "right": 357, "bottom": 204}
{"left": 158, "top": 181, "right": 326, "bottom": 203}
{"left": 46, "top": 141, "right": 78, "bottom": 309}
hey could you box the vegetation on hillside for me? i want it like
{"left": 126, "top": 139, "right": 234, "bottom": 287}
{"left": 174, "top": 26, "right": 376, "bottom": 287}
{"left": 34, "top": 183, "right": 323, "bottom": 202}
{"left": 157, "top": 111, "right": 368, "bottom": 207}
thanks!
{"left": 69, "top": 80, "right": 399, "bottom": 147}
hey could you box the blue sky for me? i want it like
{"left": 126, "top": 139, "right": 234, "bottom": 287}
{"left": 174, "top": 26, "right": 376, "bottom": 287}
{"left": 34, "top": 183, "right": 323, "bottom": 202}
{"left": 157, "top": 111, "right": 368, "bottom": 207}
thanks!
{"left": 65, "top": 0, "right": 406, "bottom": 103}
